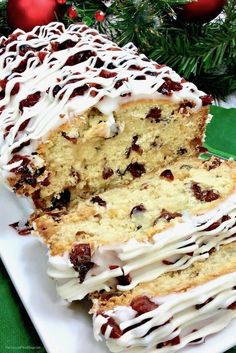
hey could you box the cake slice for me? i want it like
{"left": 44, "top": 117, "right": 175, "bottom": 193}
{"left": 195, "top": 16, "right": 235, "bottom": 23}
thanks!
{"left": 34, "top": 157, "right": 236, "bottom": 300}
{"left": 92, "top": 243, "right": 236, "bottom": 353}
{"left": 0, "top": 22, "right": 210, "bottom": 209}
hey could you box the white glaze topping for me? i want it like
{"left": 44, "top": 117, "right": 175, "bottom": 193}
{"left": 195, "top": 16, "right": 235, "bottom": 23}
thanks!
{"left": 45, "top": 191, "right": 236, "bottom": 301}
{"left": 93, "top": 271, "right": 236, "bottom": 352}
{"left": 0, "top": 22, "right": 208, "bottom": 178}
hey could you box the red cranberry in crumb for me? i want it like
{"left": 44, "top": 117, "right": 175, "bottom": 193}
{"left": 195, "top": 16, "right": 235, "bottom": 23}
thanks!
{"left": 101, "top": 318, "right": 123, "bottom": 339}
{"left": 131, "top": 296, "right": 159, "bottom": 315}
{"left": 90, "top": 196, "right": 106, "bottom": 207}
{"left": 153, "top": 209, "right": 182, "bottom": 226}
{"left": 160, "top": 169, "right": 174, "bottom": 181}
{"left": 130, "top": 204, "right": 146, "bottom": 217}
{"left": 126, "top": 162, "right": 146, "bottom": 178}
{"left": 205, "top": 158, "right": 222, "bottom": 171}
{"left": 191, "top": 183, "right": 220, "bottom": 202}
{"left": 61, "top": 132, "right": 77, "bottom": 144}
{"left": 69, "top": 243, "right": 94, "bottom": 283}
{"left": 200, "top": 95, "right": 213, "bottom": 106}
{"left": 145, "top": 107, "right": 162, "bottom": 123}
{"left": 102, "top": 167, "right": 114, "bottom": 180}
{"left": 51, "top": 189, "right": 71, "bottom": 209}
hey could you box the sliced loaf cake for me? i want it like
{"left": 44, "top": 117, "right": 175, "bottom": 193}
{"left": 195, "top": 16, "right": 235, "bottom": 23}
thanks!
{"left": 34, "top": 157, "right": 236, "bottom": 300}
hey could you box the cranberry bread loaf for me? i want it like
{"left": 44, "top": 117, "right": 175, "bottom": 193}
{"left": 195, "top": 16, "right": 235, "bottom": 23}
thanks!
{"left": 0, "top": 22, "right": 210, "bottom": 209}
{"left": 92, "top": 243, "right": 236, "bottom": 353}
{"left": 34, "top": 157, "right": 236, "bottom": 300}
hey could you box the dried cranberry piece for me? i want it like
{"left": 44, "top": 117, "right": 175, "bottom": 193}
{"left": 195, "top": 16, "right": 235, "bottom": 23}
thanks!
{"left": 205, "top": 158, "right": 222, "bottom": 171}
{"left": 19, "top": 92, "right": 41, "bottom": 111}
{"left": 61, "top": 131, "right": 77, "bottom": 144}
{"left": 145, "top": 107, "right": 162, "bottom": 123}
{"left": 166, "top": 335, "right": 181, "bottom": 346}
{"left": 117, "top": 272, "right": 132, "bottom": 286}
{"left": 65, "top": 50, "right": 95, "bottom": 66}
{"left": 12, "top": 141, "right": 30, "bottom": 154}
{"left": 0, "top": 79, "right": 7, "bottom": 90}
{"left": 160, "top": 169, "right": 174, "bottom": 181}
{"left": 162, "top": 258, "right": 179, "bottom": 265}
{"left": 200, "top": 95, "right": 213, "bottom": 106}
{"left": 191, "top": 183, "right": 220, "bottom": 202}
{"left": 114, "top": 78, "right": 128, "bottom": 89}
{"left": 126, "top": 162, "right": 146, "bottom": 178}
{"left": 205, "top": 215, "right": 231, "bottom": 231}
{"left": 130, "top": 204, "right": 146, "bottom": 217}
{"left": 125, "top": 136, "right": 143, "bottom": 158}
{"left": 11, "top": 82, "right": 20, "bottom": 96}
{"left": 131, "top": 296, "right": 159, "bottom": 315}
{"left": 34, "top": 166, "right": 46, "bottom": 178}
{"left": 70, "top": 169, "right": 81, "bottom": 183}
{"left": 13, "top": 59, "right": 28, "bottom": 73}
{"left": 228, "top": 301, "right": 236, "bottom": 309}
{"left": 102, "top": 167, "right": 114, "bottom": 180}
{"left": 145, "top": 71, "right": 158, "bottom": 76}
{"left": 9, "top": 221, "right": 32, "bottom": 236}
{"left": 70, "top": 84, "right": 89, "bottom": 98}
{"left": 8, "top": 154, "right": 30, "bottom": 173}
{"left": 100, "top": 69, "right": 117, "bottom": 78}
{"left": 179, "top": 101, "right": 195, "bottom": 111}
{"left": 19, "top": 44, "right": 32, "bottom": 55}
{"left": 58, "top": 39, "right": 76, "bottom": 50}
{"left": 101, "top": 317, "right": 123, "bottom": 339}
{"left": 95, "top": 58, "right": 105, "bottom": 68}
{"left": 18, "top": 118, "right": 30, "bottom": 132}
{"left": 38, "top": 51, "right": 47, "bottom": 63}
{"left": 177, "top": 147, "right": 187, "bottom": 155}
{"left": 51, "top": 189, "right": 71, "bottom": 209}
{"left": 158, "top": 78, "right": 182, "bottom": 95}
{"left": 69, "top": 243, "right": 94, "bottom": 283}
{"left": 153, "top": 209, "right": 182, "bottom": 225}
{"left": 90, "top": 196, "right": 106, "bottom": 207}
{"left": 195, "top": 297, "right": 213, "bottom": 310}
{"left": 52, "top": 85, "right": 61, "bottom": 97}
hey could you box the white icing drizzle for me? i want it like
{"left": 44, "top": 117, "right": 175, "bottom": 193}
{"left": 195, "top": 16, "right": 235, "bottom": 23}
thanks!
{"left": 0, "top": 22, "right": 207, "bottom": 177}
{"left": 45, "top": 192, "right": 236, "bottom": 301}
{"left": 93, "top": 271, "right": 236, "bottom": 352}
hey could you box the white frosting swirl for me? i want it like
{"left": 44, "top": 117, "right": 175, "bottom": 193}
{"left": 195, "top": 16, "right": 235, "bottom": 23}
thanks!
{"left": 0, "top": 22, "right": 207, "bottom": 177}
{"left": 93, "top": 271, "right": 236, "bottom": 352}
{"left": 45, "top": 192, "right": 236, "bottom": 301}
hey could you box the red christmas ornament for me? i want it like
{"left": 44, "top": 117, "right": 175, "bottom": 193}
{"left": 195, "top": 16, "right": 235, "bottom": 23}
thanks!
{"left": 95, "top": 10, "right": 105, "bottom": 22}
{"left": 7, "top": 0, "right": 58, "bottom": 32}
{"left": 179, "top": 0, "right": 227, "bottom": 23}
{"left": 68, "top": 5, "right": 78, "bottom": 19}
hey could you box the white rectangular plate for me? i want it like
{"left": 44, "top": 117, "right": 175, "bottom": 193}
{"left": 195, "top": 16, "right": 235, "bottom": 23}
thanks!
{"left": 0, "top": 184, "right": 236, "bottom": 353}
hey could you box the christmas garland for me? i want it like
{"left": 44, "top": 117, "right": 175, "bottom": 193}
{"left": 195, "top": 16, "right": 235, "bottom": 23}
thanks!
{"left": 0, "top": 0, "right": 235, "bottom": 99}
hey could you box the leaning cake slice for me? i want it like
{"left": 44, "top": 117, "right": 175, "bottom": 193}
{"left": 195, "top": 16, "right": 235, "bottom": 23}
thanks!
{"left": 0, "top": 22, "right": 210, "bottom": 210}
{"left": 92, "top": 243, "right": 236, "bottom": 353}
{"left": 34, "top": 157, "right": 236, "bottom": 300}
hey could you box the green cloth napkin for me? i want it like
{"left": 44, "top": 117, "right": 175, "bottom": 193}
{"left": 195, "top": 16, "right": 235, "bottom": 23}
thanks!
{"left": 1, "top": 105, "right": 236, "bottom": 353}
{"left": 0, "top": 260, "right": 46, "bottom": 353}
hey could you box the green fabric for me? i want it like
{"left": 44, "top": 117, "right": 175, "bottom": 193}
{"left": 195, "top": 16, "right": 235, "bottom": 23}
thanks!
{"left": 0, "top": 260, "right": 46, "bottom": 353}
{"left": 204, "top": 106, "right": 236, "bottom": 160}
{"left": 1, "top": 105, "right": 236, "bottom": 353}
